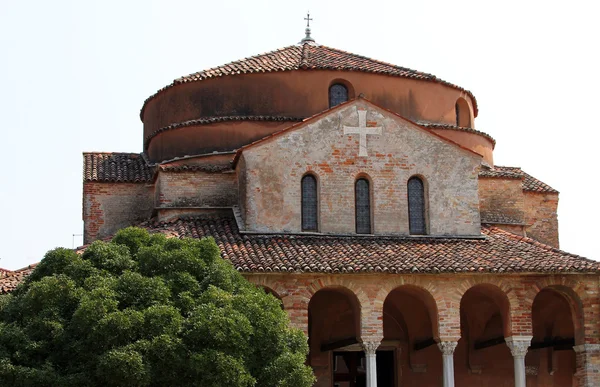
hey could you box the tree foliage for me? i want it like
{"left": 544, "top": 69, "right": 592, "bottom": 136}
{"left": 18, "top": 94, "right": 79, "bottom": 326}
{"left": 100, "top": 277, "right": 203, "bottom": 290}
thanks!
{"left": 0, "top": 228, "right": 314, "bottom": 387}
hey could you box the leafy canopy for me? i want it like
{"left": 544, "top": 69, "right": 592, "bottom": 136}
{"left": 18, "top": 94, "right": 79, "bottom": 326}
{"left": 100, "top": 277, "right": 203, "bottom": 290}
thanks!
{"left": 0, "top": 227, "right": 314, "bottom": 387}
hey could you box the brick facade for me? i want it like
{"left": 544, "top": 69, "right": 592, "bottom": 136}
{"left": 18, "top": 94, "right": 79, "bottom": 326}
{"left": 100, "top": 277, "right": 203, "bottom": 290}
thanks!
{"left": 479, "top": 177, "right": 525, "bottom": 225}
{"left": 83, "top": 182, "right": 154, "bottom": 243}
{"left": 240, "top": 100, "right": 481, "bottom": 236}
{"left": 156, "top": 170, "right": 237, "bottom": 208}
{"left": 524, "top": 191, "right": 559, "bottom": 247}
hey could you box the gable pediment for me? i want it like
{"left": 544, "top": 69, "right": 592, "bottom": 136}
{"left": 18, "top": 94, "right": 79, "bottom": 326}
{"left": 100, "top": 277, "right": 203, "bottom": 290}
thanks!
{"left": 236, "top": 98, "right": 482, "bottom": 164}
{"left": 237, "top": 98, "right": 482, "bottom": 237}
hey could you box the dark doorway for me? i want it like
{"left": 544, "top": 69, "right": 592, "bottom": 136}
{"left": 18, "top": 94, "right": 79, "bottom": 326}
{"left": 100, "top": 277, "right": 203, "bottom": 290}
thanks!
{"left": 376, "top": 350, "right": 395, "bottom": 386}
{"left": 332, "top": 351, "right": 395, "bottom": 387}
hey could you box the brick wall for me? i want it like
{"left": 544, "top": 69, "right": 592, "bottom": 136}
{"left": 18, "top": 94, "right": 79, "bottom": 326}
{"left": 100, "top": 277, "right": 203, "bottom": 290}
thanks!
{"left": 524, "top": 192, "right": 559, "bottom": 248}
{"left": 240, "top": 100, "right": 482, "bottom": 236}
{"left": 83, "top": 182, "right": 154, "bottom": 243}
{"left": 156, "top": 170, "right": 237, "bottom": 208}
{"left": 478, "top": 177, "right": 525, "bottom": 224}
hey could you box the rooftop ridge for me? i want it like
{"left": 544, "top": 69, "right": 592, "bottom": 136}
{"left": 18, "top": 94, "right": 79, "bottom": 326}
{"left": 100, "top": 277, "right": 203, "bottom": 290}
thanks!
{"left": 140, "top": 42, "right": 478, "bottom": 120}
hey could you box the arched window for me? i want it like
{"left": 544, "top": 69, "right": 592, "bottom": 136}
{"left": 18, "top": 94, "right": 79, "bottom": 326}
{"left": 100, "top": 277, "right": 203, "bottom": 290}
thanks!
{"left": 408, "top": 177, "right": 426, "bottom": 235}
{"left": 301, "top": 174, "right": 318, "bottom": 231}
{"left": 329, "top": 83, "right": 348, "bottom": 108}
{"left": 355, "top": 178, "right": 371, "bottom": 234}
{"left": 455, "top": 98, "right": 472, "bottom": 128}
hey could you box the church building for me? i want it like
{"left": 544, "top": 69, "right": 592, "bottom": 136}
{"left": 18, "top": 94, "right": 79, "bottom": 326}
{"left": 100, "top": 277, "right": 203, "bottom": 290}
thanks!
{"left": 3, "top": 21, "right": 600, "bottom": 387}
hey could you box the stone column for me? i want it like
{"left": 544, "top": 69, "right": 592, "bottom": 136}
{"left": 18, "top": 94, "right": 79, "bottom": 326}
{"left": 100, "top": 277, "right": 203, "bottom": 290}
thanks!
{"left": 438, "top": 341, "right": 458, "bottom": 387}
{"left": 505, "top": 336, "right": 532, "bottom": 387}
{"left": 362, "top": 341, "right": 380, "bottom": 387}
{"left": 574, "top": 344, "right": 600, "bottom": 387}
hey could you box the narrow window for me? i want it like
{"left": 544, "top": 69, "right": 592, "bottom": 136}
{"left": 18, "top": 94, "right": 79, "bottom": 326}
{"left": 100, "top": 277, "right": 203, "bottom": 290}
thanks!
{"left": 301, "top": 175, "right": 318, "bottom": 231}
{"left": 455, "top": 102, "right": 460, "bottom": 126}
{"left": 355, "top": 178, "right": 371, "bottom": 234}
{"left": 408, "top": 177, "right": 426, "bottom": 235}
{"left": 329, "top": 84, "right": 348, "bottom": 108}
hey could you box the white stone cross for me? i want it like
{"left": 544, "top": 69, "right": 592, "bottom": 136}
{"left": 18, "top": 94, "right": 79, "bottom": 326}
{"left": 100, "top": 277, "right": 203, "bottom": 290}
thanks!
{"left": 343, "top": 110, "right": 382, "bottom": 157}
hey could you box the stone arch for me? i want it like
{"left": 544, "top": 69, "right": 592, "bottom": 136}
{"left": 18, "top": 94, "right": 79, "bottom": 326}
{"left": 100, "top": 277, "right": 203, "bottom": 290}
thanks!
{"left": 307, "top": 277, "right": 368, "bottom": 311}
{"left": 307, "top": 282, "right": 364, "bottom": 384}
{"left": 459, "top": 282, "right": 512, "bottom": 338}
{"left": 456, "top": 278, "right": 518, "bottom": 337}
{"left": 373, "top": 277, "right": 445, "bottom": 340}
{"left": 245, "top": 276, "right": 289, "bottom": 298}
{"left": 523, "top": 277, "right": 586, "bottom": 310}
{"left": 528, "top": 279, "right": 586, "bottom": 346}
{"left": 383, "top": 284, "right": 440, "bottom": 340}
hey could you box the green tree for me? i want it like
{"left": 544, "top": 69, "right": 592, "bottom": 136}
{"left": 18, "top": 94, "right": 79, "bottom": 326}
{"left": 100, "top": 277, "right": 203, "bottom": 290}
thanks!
{"left": 0, "top": 228, "right": 314, "bottom": 387}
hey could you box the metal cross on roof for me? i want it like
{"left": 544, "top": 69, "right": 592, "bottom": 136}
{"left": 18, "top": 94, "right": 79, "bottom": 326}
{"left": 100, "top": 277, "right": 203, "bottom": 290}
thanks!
{"left": 304, "top": 12, "right": 313, "bottom": 28}
{"left": 300, "top": 12, "right": 315, "bottom": 43}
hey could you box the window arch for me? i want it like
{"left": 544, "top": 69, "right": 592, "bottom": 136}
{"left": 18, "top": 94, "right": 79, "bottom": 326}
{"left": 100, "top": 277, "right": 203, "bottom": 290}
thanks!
{"left": 408, "top": 176, "right": 426, "bottom": 235}
{"left": 455, "top": 97, "right": 472, "bottom": 128}
{"left": 329, "top": 83, "right": 348, "bottom": 108}
{"left": 355, "top": 178, "right": 372, "bottom": 234}
{"left": 301, "top": 174, "right": 318, "bottom": 231}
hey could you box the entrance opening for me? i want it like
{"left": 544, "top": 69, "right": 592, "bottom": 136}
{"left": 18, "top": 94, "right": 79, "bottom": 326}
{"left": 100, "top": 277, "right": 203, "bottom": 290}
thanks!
{"left": 383, "top": 286, "right": 439, "bottom": 385}
{"left": 332, "top": 350, "right": 395, "bottom": 387}
{"left": 530, "top": 287, "right": 578, "bottom": 385}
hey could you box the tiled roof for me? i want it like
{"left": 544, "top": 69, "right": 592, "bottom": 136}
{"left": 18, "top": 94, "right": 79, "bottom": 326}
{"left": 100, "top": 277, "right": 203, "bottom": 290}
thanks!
{"left": 522, "top": 170, "right": 559, "bottom": 194}
{"left": 159, "top": 164, "right": 232, "bottom": 173}
{"left": 0, "top": 264, "right": 37, "bottom": 294}
{"left": 141, "top": 43, "right": 478, "bottom": 119}
{"left": 419, "top": 123, "right": 496, "bottom": 147}
{"left": 479, "top": 166, "right": 558, "bottom": 194}
{"left": 83, "top": 153, "right": 155, "bottom": 183}
{"left": 141, "top": 217, "right": 598, "bottom": 274}
{"left": 3, "top": 217, "right": 597, "bottom": 294}
{"left": 144, "top": 116, "right": 304, "bottom": 150}
{"left": 479, "top": 166, "right": 523, "bottom": 179}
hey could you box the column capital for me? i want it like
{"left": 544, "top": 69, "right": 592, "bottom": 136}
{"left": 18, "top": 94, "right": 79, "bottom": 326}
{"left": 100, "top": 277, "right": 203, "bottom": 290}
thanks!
{"left": 362, "top": 340, "right": 381, "bottom": 355}
{"left": 438, "top": 341, "right": 458, "bottom": 356}
{"left": 505, "top": 336, "right": 532, "bottom": 357}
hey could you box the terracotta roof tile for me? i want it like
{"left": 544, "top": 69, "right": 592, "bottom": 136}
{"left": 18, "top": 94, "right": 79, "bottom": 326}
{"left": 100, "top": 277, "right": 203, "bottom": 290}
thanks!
{"left": 3, "top": 217, "right": 597, "bottom": 294}
{"left": 419, "top": 123, "right": 496, "bottom": 147}
{"left": 0, "top": 264, "right": 37, "bottom": 294}
{"left": 141, "top": 217, "right": 597, "bottom": 274}
{"left": 521, "top": 170, "right": 559, "bottom": 194}
{"left": 159, "top": 164, "right": 232, "bottom": 173}
{"left": 479, "top": 166, "right": 558, "bottom": 194}
{"left": 83, "top": 153, "right": 155, "bottom": 183}
{"left": 141, "top": 43, "right": 478, "bottom": 119}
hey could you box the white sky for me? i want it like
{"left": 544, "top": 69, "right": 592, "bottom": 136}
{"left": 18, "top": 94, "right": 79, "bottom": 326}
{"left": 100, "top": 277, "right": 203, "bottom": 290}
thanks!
{"left": 1, "top": 0, "right": 599, "bottom": 270}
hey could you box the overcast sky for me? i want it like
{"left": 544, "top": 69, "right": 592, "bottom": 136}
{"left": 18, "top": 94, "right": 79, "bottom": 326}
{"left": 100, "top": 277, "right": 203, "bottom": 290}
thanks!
{"left": 1, "top": 0, "right": 598, "bottom": 270}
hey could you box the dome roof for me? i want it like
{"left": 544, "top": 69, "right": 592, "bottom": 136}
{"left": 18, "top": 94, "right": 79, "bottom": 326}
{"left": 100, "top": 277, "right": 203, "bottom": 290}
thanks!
{"left": 140, "top": 42, "right": 477, "bottom": 119}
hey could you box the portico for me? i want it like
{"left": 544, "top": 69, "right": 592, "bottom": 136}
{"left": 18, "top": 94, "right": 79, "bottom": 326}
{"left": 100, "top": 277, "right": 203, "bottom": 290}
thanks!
{"left": 249, "top": 271, "right": 598, "bottom": 387}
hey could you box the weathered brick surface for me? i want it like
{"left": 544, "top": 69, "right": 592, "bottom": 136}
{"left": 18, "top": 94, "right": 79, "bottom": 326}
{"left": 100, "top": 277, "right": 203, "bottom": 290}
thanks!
{"left": 240, "top": 99, "right": 482, "bottom": 236}
{"left": 479, "top": 177, "right": 525, "bottom": 224}
{"left": 156, "top": 170, "right": 237, "bottom": 208}
{"left": 574, "top": 344, "right": 600, "bottom": 386}
{"left": 524, "top": 191, "right": 559, "bottom": 248}
{"left": 83, "top": 182, "right": 154, "bottom": 244}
